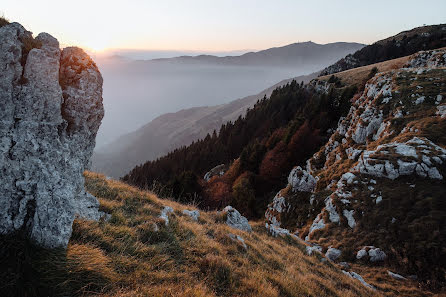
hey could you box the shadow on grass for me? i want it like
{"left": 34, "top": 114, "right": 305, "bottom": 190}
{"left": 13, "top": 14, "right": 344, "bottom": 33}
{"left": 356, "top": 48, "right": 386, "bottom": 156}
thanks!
{"left": 0, "top": 233, "right": 113, "bottom": 297}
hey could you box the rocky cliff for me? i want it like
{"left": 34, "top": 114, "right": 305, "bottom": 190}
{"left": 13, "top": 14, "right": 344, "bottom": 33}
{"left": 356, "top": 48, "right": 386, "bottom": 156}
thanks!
{"left": 266, "top": 49, "right": 446, "bottom": 283}
{"left": 0, "top": 22, "right": 104, "bottom": 248}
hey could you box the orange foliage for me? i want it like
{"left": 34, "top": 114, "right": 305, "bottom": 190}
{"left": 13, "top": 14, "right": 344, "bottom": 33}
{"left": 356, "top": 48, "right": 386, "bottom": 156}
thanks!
{"left": 259, "top": 141, "right": 289, "bottom": 181}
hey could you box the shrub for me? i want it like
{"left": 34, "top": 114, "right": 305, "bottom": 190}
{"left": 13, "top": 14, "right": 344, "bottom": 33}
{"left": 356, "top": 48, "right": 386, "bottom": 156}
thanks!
{"left": 0, "top": 16, "right": 9, "bottom": 27}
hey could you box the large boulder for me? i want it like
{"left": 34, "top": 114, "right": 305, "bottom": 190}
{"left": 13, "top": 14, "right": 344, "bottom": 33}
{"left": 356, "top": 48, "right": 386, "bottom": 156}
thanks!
{"left": 0, "top": 23, "right": 104, "bottom": 248}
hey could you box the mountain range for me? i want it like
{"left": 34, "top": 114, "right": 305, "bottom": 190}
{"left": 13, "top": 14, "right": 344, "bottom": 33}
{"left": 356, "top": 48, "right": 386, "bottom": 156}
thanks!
{"left": 93, "top": 41, "right": 365, "bottom": 177}
{"left": 2, "top": 16, "right": 446, "bottom": 297}
{"left": 123, "top": 24, "right": 446, "bottom": 291}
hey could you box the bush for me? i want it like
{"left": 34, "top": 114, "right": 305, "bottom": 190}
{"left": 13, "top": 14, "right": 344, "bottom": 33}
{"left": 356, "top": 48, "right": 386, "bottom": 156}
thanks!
{"left": 0, "top": 16, "right": 9, "bottom": 27}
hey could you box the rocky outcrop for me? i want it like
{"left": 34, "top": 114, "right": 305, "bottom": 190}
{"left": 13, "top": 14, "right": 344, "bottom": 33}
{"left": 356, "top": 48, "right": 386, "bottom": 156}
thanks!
{"left": 222, "top": 206, "right": 252, "bottom": 232}
{"left": 159, "top": 206, "right": 174, "bottom": 225}
{"left": 325, "top": 247, "right": 342, "bottom": 262}
{"left": 264, "top": 48, "right": 446, "bottom": 281}
{"left": 0, "top": 23, "right": 104, "bottom": 248}
{"left": 288, "top": 166, "right": 317, "bottom": 192}
{"left": 204, "top": 164, "right": 226, "bottom": 182}
{"left": 182, "top": 209, "right": 200, "bottom": 221}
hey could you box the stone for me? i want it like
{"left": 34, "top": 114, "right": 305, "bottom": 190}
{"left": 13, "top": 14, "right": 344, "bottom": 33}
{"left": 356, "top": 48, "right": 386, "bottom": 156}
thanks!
{"left": 222, "top": 206, "right": 252, "bottom": 232}
{"left": 265, "top": 192, "right": 287, "bottom": 227}
{"left": 203, "top": 164, "right": 226, "bottom": 181}
{"left": 368, "top": 248, "right": 387, "bottom": 262}
{"left": 159, "top": 206, "right": 174, "bottom": 226}
{"left": 228, "top": 233, "right": 247, "bottom": 249}
{"left": 308, "top": 214, "right": 325, "bottom": 237}
{"left": 356, "top": 248, "right": 368, "bottom": 260}
{"left": 388, "top": 270, "right": 407, "bottom": 281}
{"left": 265, "top": 223, "right": 299, "bottom": 240}
{"left": 288, "top": 166, "right": 317, "bottom": 192}
{"left": 182, "top": 209, "right": 200, "bottom": 221}
{"left": 342, "top": 270, "right": 375, "bottom": 290}
{"left": 325, "top": 247, "right": 342, "bottom": 262}
{"left": 0, "top": 23, "right": 104, "bottom": 248}
{"left": 325, "top": 197, "right": 340, "bottom": 223}
{"left": 343, "top": 209, "right": 356, "bottom": 228}
{"left": 306, "top": 244, "right": 322, "bottom": 255}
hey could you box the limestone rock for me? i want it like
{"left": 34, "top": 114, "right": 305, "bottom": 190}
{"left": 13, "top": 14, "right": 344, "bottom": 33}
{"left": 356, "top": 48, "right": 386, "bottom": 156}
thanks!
{"left": 325, "top": 247, "right": 342, "bottom": 262}
{"left": 222, "top": 206, "right": 252, "bottom": 232}
{"left": 288, "top": 166, "right": 317, "bottom": 192}
{"left": 342, "top": 270, "right": 375, "bottom": 290}
{"left": 159, "top": 206, "right": 174, "bottom": 226}
{"left": 203, "top": 164, "right": 226, "bottom": 181}
{"left": 368, "top": 248, "right": 387, "bottom": 262}
{"left": 0, "top": 23, "right": 104, "bottom": 248}
{"left": 306, "top": 244, "right": 322, "bottom": 255}
{"left": 182, "top": 209, "right": 200, "bottom": 221}
{"left": 388, "top": 270, "right": 407, "bottom": 281}
{"left": 228, "top": 233, "right": 247, "bottom": 250}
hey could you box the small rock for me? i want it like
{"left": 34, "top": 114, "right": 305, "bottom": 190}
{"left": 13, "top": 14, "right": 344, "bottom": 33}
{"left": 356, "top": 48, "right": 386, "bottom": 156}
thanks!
{"left": 356, "top": 249, "right": 368, "bottom": 260}
{"left": 222, "top": 206, "right": 252, "bottom": 232}
{"left": 342, "top": 270, "right": 375, "bottom": 290}
{"left": 228, "top": 233, "right": 247, "bottom": 250}
{"left": 306, "top": 245, "right": 322, "bottom": 255}
{"left": 182, "top": 209, "right": 200, "bottom": 221}
{"left": 369, "top": 248, "right": 387, "bottom": 262}
{"left": 339, "top": 262, "right": 350, "bottom": 269}
{"left": 388, "top": 270, "right": 407, "bottom": 281}
{"left": 325, "top": 247, "right": 342, "bottom": 262}
{"left": 288, "top": 166, "right": 317, "bottom": 192}
{"left": 159, "top": 206, "right": 174, "bottom": 226}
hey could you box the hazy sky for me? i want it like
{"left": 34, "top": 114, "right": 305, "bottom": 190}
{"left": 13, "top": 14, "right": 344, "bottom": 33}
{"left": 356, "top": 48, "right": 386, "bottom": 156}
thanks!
{"left": 3, "top": 0, "right": 446, "bottom": 52}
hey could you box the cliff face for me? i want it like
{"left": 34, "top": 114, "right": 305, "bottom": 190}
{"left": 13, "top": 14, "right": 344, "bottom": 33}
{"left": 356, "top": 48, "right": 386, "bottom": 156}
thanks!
{"left": 0, "top": 22, "right": 104, "bottom": 248}
{"left": 265, "top": 49, "right": 446, "bottom": 281}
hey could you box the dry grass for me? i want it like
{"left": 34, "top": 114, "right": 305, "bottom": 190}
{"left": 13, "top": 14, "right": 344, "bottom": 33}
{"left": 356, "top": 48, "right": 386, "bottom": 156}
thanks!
{"left": 69, "top": 172, "right": 386, "bottom": 297}
{"left": 1, "top": 172, "right": 434, "bottom": 296}
{"left": 318, "top": 56, "right": 409, "bottom": 87}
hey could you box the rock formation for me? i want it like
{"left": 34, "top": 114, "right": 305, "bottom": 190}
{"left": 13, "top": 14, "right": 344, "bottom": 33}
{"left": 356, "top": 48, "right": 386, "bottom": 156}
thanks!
{"left": 0, "top": 22, "right": 104, "bottom": 248}
{"left": 222, "top": 206, "right": 252, "bottom": 232}
{"left": 264, "top": 48, "right": 446, "bottom": 280}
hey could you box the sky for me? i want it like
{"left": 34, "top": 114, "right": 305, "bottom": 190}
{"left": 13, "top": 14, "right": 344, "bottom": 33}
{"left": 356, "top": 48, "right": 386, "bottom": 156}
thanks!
{"left": 3, "top": 0, "right": 446, "bottom": 53}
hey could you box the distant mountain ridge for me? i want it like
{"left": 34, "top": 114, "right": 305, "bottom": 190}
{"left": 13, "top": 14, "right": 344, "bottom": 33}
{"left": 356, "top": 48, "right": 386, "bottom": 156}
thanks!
{"left": 148, "top": 42, "right": 365, "bottom": 67}
{"left": 94, "top": 41, "right": 364, "bottom": 147}
{"left": 93, "top": 41, "right": 365, "bottom": 177}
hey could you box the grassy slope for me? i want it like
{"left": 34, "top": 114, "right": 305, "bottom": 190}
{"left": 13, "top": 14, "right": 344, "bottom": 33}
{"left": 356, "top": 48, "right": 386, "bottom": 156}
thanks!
{"left": 79, "top": 172, "right": 374, "bottom": 297}
{"left": 16, "top": 171, "right": 427, "bottom": 297}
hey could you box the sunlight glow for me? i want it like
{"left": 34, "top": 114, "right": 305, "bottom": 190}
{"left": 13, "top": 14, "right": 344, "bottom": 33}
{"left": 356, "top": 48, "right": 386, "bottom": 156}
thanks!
{"left": 2, "top": 0, "right": 446, "bottom": 52}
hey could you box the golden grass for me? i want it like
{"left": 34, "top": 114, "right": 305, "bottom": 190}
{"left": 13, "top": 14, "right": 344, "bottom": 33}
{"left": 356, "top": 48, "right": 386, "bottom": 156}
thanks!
{"left": 57, "top": 171, "right": 391, "bottom": 296}
{"left": 1, "top": 172, "right": 424, "bottom": 296}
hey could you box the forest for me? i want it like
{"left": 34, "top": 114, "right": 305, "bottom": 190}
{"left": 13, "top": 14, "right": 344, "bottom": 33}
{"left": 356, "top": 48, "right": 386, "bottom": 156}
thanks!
{"left": 123, "top": 76, "right": 360, "bottom": 218}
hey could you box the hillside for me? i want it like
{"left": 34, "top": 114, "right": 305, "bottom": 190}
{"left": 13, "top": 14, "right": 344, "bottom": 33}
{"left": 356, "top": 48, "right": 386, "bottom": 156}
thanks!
{"left": 319, "top": 24, "right": 446, "bottom": 76}
{"left": 122, "top": 41, "right": 446, "bottom": 292}
{"left": 2, "top": 171, "right": 432, "bottom": 296}
{"left": 92, "top": 72, "right": 318, "bottom": 178}
{"left": 95, "top": 41, "right": 363, "bottom": 147}
{"left": 123, "top": 26, "right": 446, "bottom": 222}
{"left": 266, "top": 48, "right": 446, "bottom": 288}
